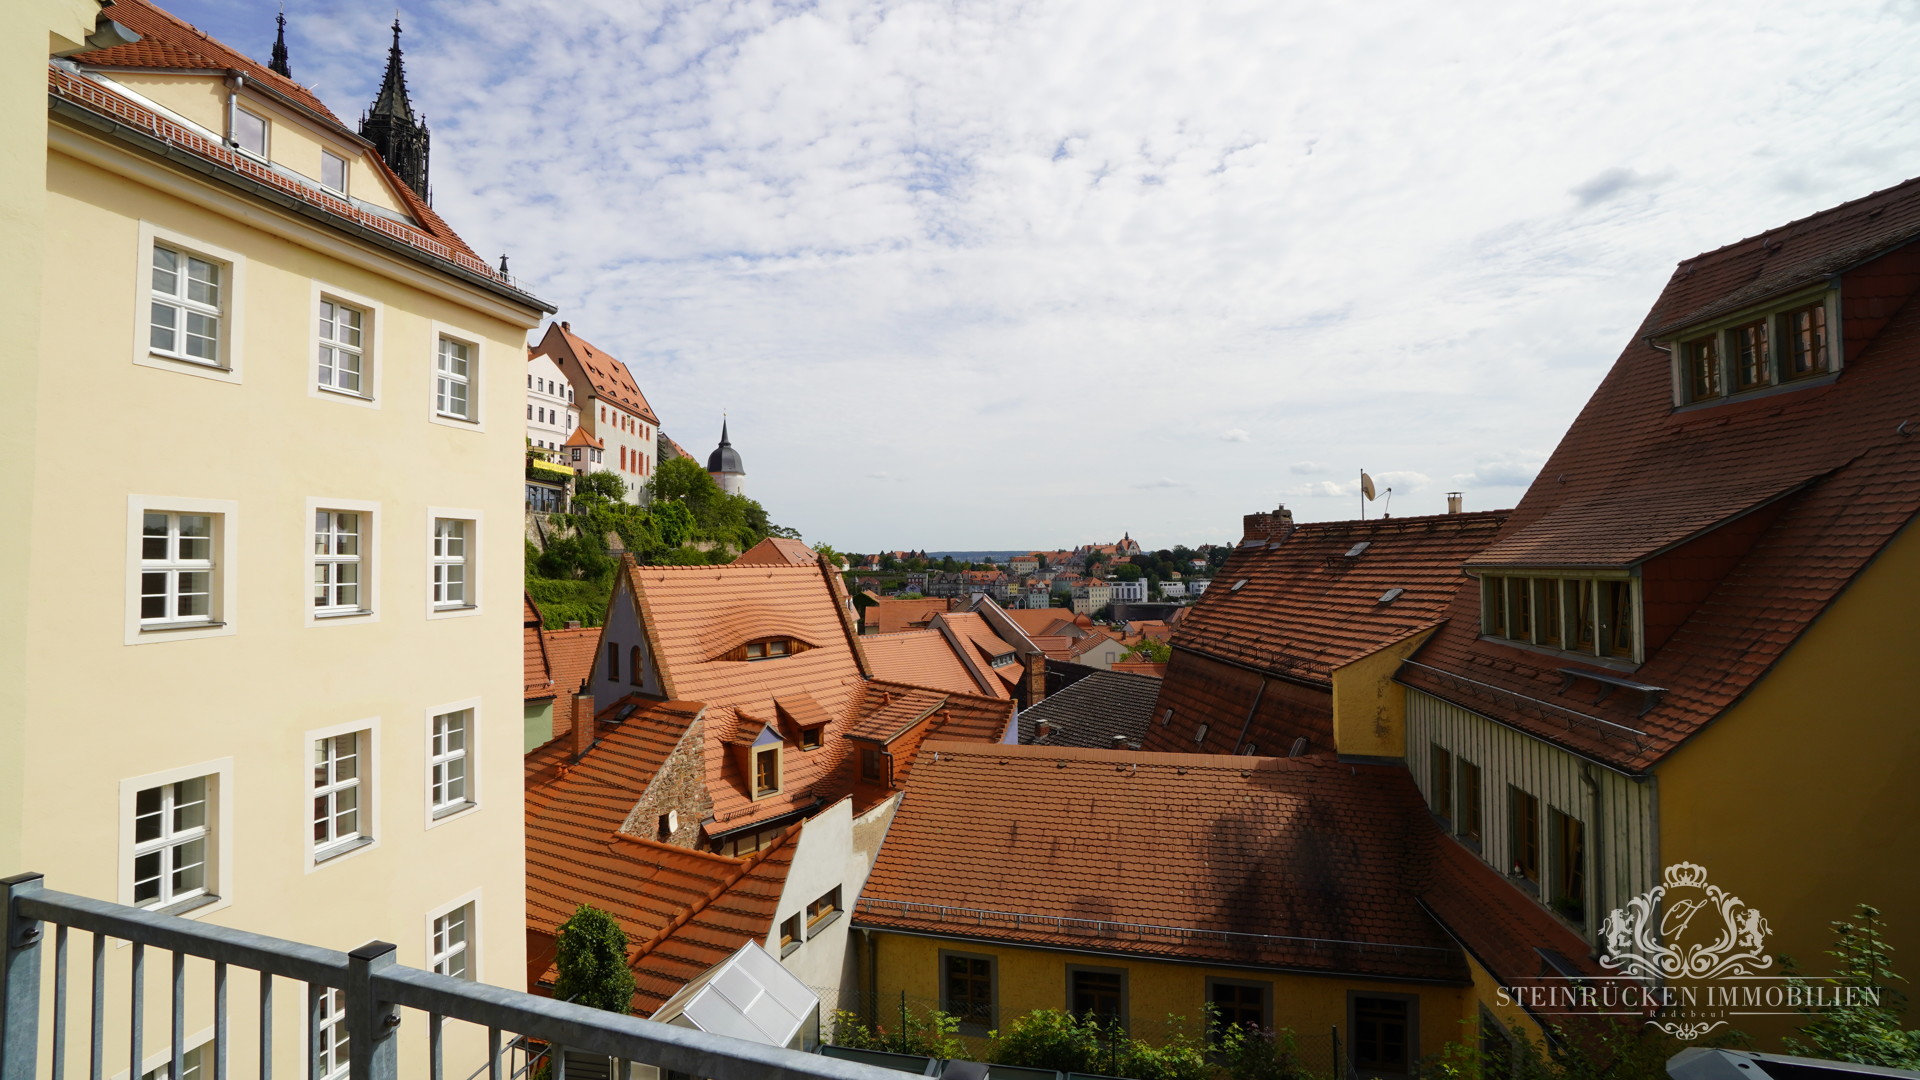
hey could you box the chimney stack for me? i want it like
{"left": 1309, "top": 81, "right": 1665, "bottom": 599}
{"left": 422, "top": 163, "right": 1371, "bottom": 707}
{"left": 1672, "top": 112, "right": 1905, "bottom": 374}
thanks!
{"left": 565, "top": 619, "right": 582, "bottom": 629}
{"left": 1024, "top": 653, "right": 1047, "bottom": 707}
{"left": 570, "top": 687, "right": 597, "bottom": 761}
{"left": 1035, "top": 719, "right": 1052, "bottom": 740}
{"left": 1110, "top": 734, "right": 1129, "bottom": 750}
{"left": 1242, "top": 503, "right": 1295, "bottom": 543}
{"left": 1446, "top": 492, "right": 1464, "bottom": 515}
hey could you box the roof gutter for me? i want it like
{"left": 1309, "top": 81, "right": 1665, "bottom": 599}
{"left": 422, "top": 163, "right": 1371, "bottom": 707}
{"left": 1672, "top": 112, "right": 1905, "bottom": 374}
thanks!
{"left": 48, "top": 93, "right": 554, "bottom": 314}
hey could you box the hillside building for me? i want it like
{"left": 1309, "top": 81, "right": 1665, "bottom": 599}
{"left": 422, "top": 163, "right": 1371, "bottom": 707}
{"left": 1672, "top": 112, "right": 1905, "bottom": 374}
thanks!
{"left": 707, "top": 418, "right": 746, "bottom": 495}
{"left": 530, "top": 321, "right": 658, "bottom": 504}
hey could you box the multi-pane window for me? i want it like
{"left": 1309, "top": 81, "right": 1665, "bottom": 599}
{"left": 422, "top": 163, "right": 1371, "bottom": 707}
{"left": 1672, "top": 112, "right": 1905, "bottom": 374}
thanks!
{"left": 1069, "top": 969, "right": 1124, "bottom": 1022}
{"left": 860, "top": 747, "right": 886, "bottom": 783}
{"left": 313, "top": 511, "right": 364, "bottom": 613}
{"left": 1456, "top": 759, "right": 1483, "bottom": 845}
{"left": 1482, "top": 574, "right": 1637, "bottom": 663}
{"left": 943, "top": 954, "right": 994, "bottom": 1030}
{"left": 312, "top": 733, "right": 364, "bottom": 857}
{"left": 807, "top": 888, "right": 841, "bottom": 933}
{"left": 431, "top": 904, "right": 472, "bottom": 979}
{"left": 320, "top": 150, "right": 348, "bottom": 195}
{"left": 1785, "top": 302, "right": 1829, "bottom": 378}
{"left": 150, "top": 245, "right": 222, "bottom": 365}
{"left": 1428, "top": 745, "right": 1453, "bottom": 823}
{"left": 753, "top": 746, "right": 781, "bottom": 797}
{"left": 431, "top": 519, "right": 470, "bottom": 608}
{"left": 605, "top": 642, "right": 619, "bottom": 681}
{"left": 141, "top": 513, "right": 214, "bottom": 626}
{"left": 779, "top": 913, "right": 802, "bottom": 951}
{"left": 744, "top": 640, "right": 790, "bottom": 661}
{"left": 429, "top": 710, "right": 470, "bottom": 816}
{"left": 436, "top": 337, "right": 473, "bottom": 420}
{"left": 1551, "top": 810, "right": 1587, "bottom": 924}
{"left": 1677, "top": 294, "right": 1838, "bottom": 403}
{"left": 132, "top": 778, "right": 209, "bottom": 909}
{"left": 317, "top": 300, "right": 365, "bottom": 395}
{"left": 1352, "top": 998, "right": 1410, "bottom": 1075}
{"left": 232, "top": 107, "right": 268, "bottom": 157}
{"left": 1207, "top": 980, "right": 1268, "bottom": 1031}
{"left": 316, "top": 988, "right": 348, "bottom": 1080}
{"left": 1509, "top": 788, "right": 1540, "bottom": 885}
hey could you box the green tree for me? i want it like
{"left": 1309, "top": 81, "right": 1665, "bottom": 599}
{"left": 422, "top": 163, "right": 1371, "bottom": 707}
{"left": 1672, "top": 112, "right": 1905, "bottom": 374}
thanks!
{"left": 574, "top": 470, "right": 628, "bottom": 503}
{"left": 1123, "top": 639, "right": 1171, "bottom": 663}
{"left": 551, "top": 904, "right": 635, "bottom": 1014}
{"left": 1112, "top": 563, "right": 1144, "bottom": 582}
{"left": 1785, "top": 904, "right": 1920, "bottom": 1067}
{"left": 647, "top": 455, "right": 718, "bottom": 505}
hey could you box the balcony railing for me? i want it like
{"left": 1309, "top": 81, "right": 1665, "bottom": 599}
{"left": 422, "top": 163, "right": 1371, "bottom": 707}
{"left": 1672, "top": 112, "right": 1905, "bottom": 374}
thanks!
{"left": 1, "top": 874, "right": 901, "bottom": 1080}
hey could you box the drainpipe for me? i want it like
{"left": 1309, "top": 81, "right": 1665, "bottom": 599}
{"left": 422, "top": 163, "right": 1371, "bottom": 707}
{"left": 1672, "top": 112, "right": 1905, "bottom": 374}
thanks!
{"left": 222, "top": 71, "right": 245, "bottom": 146}
{"left": 1581, "top": 764, "right": 1605, "bottom": 955}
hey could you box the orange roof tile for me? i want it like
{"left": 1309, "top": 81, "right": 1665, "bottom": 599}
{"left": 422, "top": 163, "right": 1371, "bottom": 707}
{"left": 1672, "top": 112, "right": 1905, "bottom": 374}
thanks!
{"left": 535, "top": 323, "right": 659, "bottom": 424}
{"left": 562, "top": 424, "right": 604, "bottom": 450}
{"left": 734, "top": 537, "right": 819, "bottom": 567}
{"left": 525, "top": 595, "right": 555, "bottom": 700}
{"left": 864, "top": 596, "right": 952, "bottom": 634}
{"left": 857, "top": 744, "right": 1466, "bottom": 983}
{"left": 862, "top": 631, "right": 988, "bottom": 699}
{"left": 1401, "top": 176, "right": 1920, "bottom": 772}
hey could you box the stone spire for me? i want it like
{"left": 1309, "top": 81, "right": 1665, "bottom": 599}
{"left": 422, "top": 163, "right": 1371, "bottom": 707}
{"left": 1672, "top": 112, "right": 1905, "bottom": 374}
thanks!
{"left": 359, "top": 17, "right": 432, "bottom": 202}
{"left": 268, "top": 9, "right": 292, "bottom": 78}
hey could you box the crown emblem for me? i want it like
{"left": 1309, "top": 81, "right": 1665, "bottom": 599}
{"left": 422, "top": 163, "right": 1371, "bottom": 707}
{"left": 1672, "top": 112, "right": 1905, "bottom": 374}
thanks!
{"left": 1664, "top": 862, "right": 1710, "bottom": 888}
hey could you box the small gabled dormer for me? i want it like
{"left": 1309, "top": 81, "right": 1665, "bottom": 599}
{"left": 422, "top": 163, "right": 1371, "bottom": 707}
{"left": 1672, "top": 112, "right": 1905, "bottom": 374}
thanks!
{"left": 729, "top": 719, "right": 784, "bottom": 801}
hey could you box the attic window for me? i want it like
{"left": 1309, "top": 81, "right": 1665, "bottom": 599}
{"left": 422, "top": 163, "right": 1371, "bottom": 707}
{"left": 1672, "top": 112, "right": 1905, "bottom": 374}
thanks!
{"left": 320, "top": 150, "right": 348, "bottom": 195}
{"left": 743, "top": 639, "right": 794, "bottom": 661}
{"left": 1345, "top": 542, "right": 1371, "bottom": 558}
{"left": 232, "top": 107, "right": 268, "bottom": 158}
{"left": 1673, "top": 291, "right": 1837, "bottom": 406}
{"left": 1481, "top": 573, "right": 1640, "bottom": 664}
{"left": 752, "top": 745, "right": 781, "bottom": 797}
{"left": 1230, "top": 580, "right": 1249, "bottom": 592}
{"left": 800, "top": 726, "right": 823, "bottom": 751}
{"left": 1378, "top": 587, "right": 1405, "bottom": 603}
{"left": 1194, "top": 722, "right": 1209, "bottom": 745}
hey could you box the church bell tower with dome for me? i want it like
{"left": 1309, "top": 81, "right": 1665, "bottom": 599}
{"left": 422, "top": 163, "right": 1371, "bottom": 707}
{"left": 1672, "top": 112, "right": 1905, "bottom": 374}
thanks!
{"left": 707, "top": 418, "right": 745, "bottom": 495}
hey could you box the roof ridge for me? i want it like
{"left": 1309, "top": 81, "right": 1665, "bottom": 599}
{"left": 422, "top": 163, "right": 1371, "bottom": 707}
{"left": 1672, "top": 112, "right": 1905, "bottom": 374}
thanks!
{"left": 624, "top": 823, "right": 799, "bottom": 964}
{"left": 1675, "top": 174, "right": 1920, "bottom": 267}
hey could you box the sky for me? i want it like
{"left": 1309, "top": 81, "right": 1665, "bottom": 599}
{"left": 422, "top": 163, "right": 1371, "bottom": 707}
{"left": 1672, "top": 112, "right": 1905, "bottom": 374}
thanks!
{"left": 171, "top": 0, "right": 1920, "bottom": 552}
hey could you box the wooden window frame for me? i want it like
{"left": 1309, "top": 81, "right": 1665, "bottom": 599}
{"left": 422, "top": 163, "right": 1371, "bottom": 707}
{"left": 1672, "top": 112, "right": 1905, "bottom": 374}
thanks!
{"left": 1348, "top": 992, "right": 1418, "bottom": 1078}
{"left": 1456, "top": 758, "right": 1483, "bottom": 847}
{"left": 753, "top": 745, "right": 782, "bottom": 798}
{"left": 1668, "top": 287, "right": 1842, "bottom": 407}
{"left": 940, "top": 950, "right": 998, "bottom": 1035}
{"left": 1205, "top": 977, "right": 1271, "bottom": 1032}
{"left": 1428, "top": 745, "right": 1453, "bottom": 823}
{"left": 1550, "top": 808, "right": 1588, "bottom": 927}
{"left": 1509, "top": 787, "right": 1541, "bottom": 887}
{"left": 1065, "top": 965, "right": 1128, "bottom": 1025}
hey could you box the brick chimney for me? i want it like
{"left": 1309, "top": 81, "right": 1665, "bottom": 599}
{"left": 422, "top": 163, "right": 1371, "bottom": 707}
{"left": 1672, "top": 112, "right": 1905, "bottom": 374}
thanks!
{"left": 565, "top": 619, "right": 582, "bottom": 629}
{"left": 1035, "top": 719, "right": 1052, "bottom": 740}
{"left": 1110, "top": 734, "right": 1129, "bottom": 750}
{"left": 1023, "top": 653, "right": 1047, "bottom": 707}
{"left": 570, "top": 687, "right": 597, "bottom": 761}
{"left": 1242, "top": 503, "right": 1295, "bottom": 543}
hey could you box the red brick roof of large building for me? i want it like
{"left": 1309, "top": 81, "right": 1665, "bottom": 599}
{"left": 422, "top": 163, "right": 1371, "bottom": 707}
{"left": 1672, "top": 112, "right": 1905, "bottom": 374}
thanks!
{"left": 862, "top": 630, "right": 998, "bottom": 699}
{"left": 856, "top": 743, "right": 1467, "bottom": 983}
{"left": 1400, "top": 176, "right": 1920, "bottom": 773}
{"left": 864, "top": 596, "right": 953, "bottom": 635}
{"left": 58, "top": 0, "right": 537, "bottom": 302}
{"left": 535, "top": 322, "right": 660, "bottom": 425}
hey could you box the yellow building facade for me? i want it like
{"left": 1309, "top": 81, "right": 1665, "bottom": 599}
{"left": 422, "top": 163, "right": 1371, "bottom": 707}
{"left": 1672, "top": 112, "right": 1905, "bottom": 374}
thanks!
{"left": 6, "top": 1, "right": 551, "bottom": 1075}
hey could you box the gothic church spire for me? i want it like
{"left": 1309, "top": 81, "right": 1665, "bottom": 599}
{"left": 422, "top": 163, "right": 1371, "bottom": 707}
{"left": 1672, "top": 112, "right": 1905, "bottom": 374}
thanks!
{"left": 359, "top": 17, "right": 432, "bottom": 202}
{"left": 268, "top": 9, "right": 292, "bottom": 78}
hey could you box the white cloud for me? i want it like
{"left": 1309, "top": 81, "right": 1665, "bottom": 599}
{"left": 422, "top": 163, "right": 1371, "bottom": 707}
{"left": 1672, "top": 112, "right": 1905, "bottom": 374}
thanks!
{"left": 1220, "top": 428, "right": 1250, "bottom": 443}
{"left": 1133, "top": 477, "right": 1189, "bottom": 490}
{"left": 1452, "top": 454, "right": 1546, "bottom": 488}
{"left": 181, "top": 0, "right": 1920, "bottom": 546}
{"left": 1290, "top": 461, "right": 1325, "bottom": 475}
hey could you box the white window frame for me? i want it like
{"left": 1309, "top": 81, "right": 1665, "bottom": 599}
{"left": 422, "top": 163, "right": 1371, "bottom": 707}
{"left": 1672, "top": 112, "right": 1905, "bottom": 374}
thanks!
{"left": 316, "top": 987, "right": 348, "bottom": 1080}
{"left": 134, "top": 222, "right": 246, "bottom": 384}
{"left": 309, "top": 281, "right": 382, "bottom": 408}
{"left": 425, "top": 508, "right": 482, "bottom": 619}
{"left": 305, "top": 717, "right": 380, "bottom": 872}
{"left": 306, "top": 497, "right": 379, "bottom": 626}
{"left": 319, "top": 149, "right": 350, "bottom": 196}
{"left": 117, "top": 758, "right": 233, "bottom": 919}
{"left": 423, "top": 697, "right": 481, "bottom": 828}
{"left": 125, "top": 496, "right": 238, "bottom": 646}
{"left": 429, "top": 323, "right": 486, "bottom": 431}
{"left": 231, "top": 105, "right": 269, "bottom": 159}
{"left": 425, "top": 889, "right": 483, "bottom": 982}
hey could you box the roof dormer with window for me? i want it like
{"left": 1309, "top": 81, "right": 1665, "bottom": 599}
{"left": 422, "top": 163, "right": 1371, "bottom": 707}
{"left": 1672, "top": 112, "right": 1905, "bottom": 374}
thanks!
{"left": 1662, "top": 287, "right": 1841, "bottom": 409}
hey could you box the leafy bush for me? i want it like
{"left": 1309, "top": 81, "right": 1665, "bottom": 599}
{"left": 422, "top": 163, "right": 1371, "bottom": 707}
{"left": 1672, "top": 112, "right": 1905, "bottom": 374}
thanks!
{"left": 551, "top": 904, "right": 634, "bottom": 1014}
{"left": 1785, "top": 904, "right": 1920, "bottom": 1068}
{"left": 829, "top": 1009, "right": 966, "bottom": 1059}
{"left": 525, "top": 573, "right": 611, "bottom": 629}
{"left": 989, "top": 1009, "right": 1106, "bottom": 1072}
{"left": 1215, "top": 1024, "right": 1313, "bottom": 1080}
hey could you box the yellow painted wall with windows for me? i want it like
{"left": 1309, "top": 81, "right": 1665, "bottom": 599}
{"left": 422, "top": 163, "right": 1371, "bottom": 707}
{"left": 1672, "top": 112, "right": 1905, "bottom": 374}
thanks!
{"left": 10, "top": 65, "right": 544, "bottom": 1077}
{"left": 863, "top": 930, "right": 1472, "bottom": 1065}
{"left": 1330, "top": 628, "right": 1437, "bottom": 759}
{"left": 1656, "top": 518, "right": 1920, "bottom": 1046}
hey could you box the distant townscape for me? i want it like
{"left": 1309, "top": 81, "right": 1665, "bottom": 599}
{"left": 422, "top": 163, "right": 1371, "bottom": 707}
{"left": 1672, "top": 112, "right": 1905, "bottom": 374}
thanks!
{"left": 9, "top": 4, "right": 1919, "bottom": 1080}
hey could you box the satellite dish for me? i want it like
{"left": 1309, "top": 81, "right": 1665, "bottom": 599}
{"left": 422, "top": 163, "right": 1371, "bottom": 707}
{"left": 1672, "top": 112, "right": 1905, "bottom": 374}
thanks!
{"left": 1360, "top": 471, "right": 1377, "bottom": 501}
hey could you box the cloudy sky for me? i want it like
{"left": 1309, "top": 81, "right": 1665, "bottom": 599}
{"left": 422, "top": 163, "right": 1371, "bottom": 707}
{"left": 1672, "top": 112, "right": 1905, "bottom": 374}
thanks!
{"left": 176, "top": 0, "right": 1920, "bottom": 551}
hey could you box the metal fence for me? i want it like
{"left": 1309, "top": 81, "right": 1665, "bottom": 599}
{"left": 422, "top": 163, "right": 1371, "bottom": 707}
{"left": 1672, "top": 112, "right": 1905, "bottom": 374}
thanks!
{"left": 0, "top": 874, "right": 906, "bottom": 1080}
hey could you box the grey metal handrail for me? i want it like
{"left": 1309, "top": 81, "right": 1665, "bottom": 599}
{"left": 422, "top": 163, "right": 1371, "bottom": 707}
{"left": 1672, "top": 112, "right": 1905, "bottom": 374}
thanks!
{"left": 3, "top": 874, "right": 903, "bottom": 1080}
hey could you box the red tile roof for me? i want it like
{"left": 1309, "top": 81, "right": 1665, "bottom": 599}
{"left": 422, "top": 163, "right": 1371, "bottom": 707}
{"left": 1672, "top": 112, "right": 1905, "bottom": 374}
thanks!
{"left": 862, "top": 631, "right": 990, "bottom": 699}
{"left": 864, "top": 596, "right": 952, "bottom": 634}
{"left": 525, "top": 596, "right": 555, "bottom": 701}
{"left": 1401, "top": 178, "right": 1920, "bottom": 772}
{"left": 1165, "top": 512, "right": 1510, "bottom": 687}
{"left": 562, "top": 425, "right": 604, "bottom": 450}
{"left": 856, "top": 744, "right": 1466, "bottom": 983}
{"left": 541, "top": 627, "right": 601, "bottom": 731}
{"left": 1002, "top": 608, "right": 1089, "bottom": 635}
{"left": 535, "top": 323, "right": 659, "bottom": 424}
{"left": 57, "top": 0, "right": 536, "bottom": 303}
{"left": 734, "top": 537, "right": 819, "bottom": 567}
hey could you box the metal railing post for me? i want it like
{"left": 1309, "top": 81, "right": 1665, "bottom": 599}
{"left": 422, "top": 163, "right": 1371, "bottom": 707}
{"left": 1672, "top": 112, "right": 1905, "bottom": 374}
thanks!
{"left": 1, "top": 873, "right": 48, "bottom": 1080}
{"left": 346, "top": 942, "right": 399, "bottom": 1080}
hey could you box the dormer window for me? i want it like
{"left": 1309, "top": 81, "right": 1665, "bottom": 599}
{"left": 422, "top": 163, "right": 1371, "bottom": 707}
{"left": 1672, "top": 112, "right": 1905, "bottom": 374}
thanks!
{"left": 752, "top": 745, "right": 781, "bottom": 797}
{"left": 799, "top": 726, "right": 823, "bottom": 750}
{"left": 320, "top": 150, "right": 348, "bottom": 195}
{"left": 1671, "top": 290, "right": 1837, "bottom": 406}
{"left": 233, "top": 107, "right": 268, "bottom": 159}
{"left": 745, "top": 640, "right": 788, "bottom": 661}
{"left": 1481, "top": 573, "right": 1639, "bottom": 664}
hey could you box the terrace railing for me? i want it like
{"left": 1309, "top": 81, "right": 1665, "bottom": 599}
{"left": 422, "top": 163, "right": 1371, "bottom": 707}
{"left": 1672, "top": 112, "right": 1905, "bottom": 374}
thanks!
{"left": 1, "top": 874, "right": 901, "bottom": 1080}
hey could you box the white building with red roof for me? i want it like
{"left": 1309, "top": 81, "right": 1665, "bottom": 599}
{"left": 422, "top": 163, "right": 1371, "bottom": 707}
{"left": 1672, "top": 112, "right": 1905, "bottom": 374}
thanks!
{"left": 531, "top": 321, "right": 661, "bottom": 504}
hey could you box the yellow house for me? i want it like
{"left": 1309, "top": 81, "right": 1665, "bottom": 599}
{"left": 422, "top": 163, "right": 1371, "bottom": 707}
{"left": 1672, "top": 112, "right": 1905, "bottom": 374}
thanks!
{"left": 1389, "top": 175, "right": 1920, "bottom": 1047}
{"left": 5, "top": 0, "right": 551, "bottom": 1076}
{"left": 853, "top": 742, "right": 1510, "bottom": 1079}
